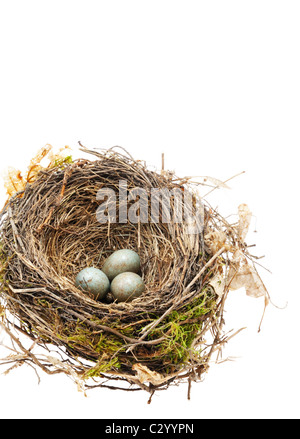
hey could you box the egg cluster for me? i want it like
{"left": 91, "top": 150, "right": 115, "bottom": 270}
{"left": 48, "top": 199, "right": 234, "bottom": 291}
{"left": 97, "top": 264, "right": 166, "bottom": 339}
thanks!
{"left": 75, "top": 249, "right": 145, "bottom": 303}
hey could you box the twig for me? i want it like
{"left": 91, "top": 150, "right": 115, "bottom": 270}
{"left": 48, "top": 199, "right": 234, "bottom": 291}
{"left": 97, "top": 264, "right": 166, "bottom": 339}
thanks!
{"left": 138, "top": 246, "right": 226, "bottom": 342}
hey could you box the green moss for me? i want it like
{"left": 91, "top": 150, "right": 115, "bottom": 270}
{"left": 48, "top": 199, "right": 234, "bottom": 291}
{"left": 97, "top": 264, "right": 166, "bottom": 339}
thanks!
{"left": 144, "top": 288, "right": 216, "bottom": 369}
{"left": 59, "top": 319, "right": 126, "bottom": 377}
{"left": 52, "top": 155, "right": 73, "bottom": 169}
{"left": 84, "top": 356, "right": 121, "bottom": 378}
{"left": 94, "top": 333, "right": 124, "bottom": 354}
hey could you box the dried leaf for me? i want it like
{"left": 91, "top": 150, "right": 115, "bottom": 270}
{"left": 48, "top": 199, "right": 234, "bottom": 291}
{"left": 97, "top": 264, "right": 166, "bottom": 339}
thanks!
{"left": 204, "top": 228, "right": 231, "bottom": 254}
{"left": 200, "top": 176, "right": 230, "bottom": 189}
{"left": 132, "top": 363, "right": 167, "bottom": 386}
{"left": 28, "top": 144, "right": 52, "bottom": 170}
{"left": 209, "top": 273, "right": 226, "bottom": 297}
{"left": 2, "top": 145, "right": 72, "bottom": 198}
{"left": 228, "top": 250, "right": 268, "bottom": 299}
{"left": 237, "top": 203, "right": 252, "bottom": 241}
{"left": 3, "top": 166, "right": 26, "bottom": 197}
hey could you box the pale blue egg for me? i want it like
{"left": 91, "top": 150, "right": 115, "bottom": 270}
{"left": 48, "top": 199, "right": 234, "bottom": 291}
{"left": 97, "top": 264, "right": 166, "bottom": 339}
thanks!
{"left": 75, "top": 267, "right": 110, "bottom": 300}
{"left": 111, "top": 272, "right": 145, "bottom": 302}
{"left": 102, "top": 249, "right": 141, "bottom": 281}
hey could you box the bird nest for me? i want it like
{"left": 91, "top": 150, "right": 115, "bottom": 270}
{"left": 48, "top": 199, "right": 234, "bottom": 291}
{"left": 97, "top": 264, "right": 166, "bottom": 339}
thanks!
{"left": 0, "top": 144, "right": 269, "bottom": 400}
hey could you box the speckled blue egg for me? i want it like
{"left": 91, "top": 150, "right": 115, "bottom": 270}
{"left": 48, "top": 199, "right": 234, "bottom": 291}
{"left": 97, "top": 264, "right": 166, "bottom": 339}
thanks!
{"left": 111, "top": 272, "right": 145, "bottom": 302}
{"left": 75, "top": 267, "right": 110, "bottom": 300}
{"left": 102, "top": 249, "right": 141, "bottom": 281}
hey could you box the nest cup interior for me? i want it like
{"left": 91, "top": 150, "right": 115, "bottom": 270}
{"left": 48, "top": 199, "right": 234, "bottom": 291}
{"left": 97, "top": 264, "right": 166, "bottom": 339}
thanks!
{"left": 42, "top": 164, "right": 191, "bottom": 306}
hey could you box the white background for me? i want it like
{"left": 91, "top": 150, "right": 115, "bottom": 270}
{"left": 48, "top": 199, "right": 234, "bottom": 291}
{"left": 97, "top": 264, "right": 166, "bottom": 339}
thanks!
{"left": 0, "top": 0, "right": 299, "bottom": 420}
